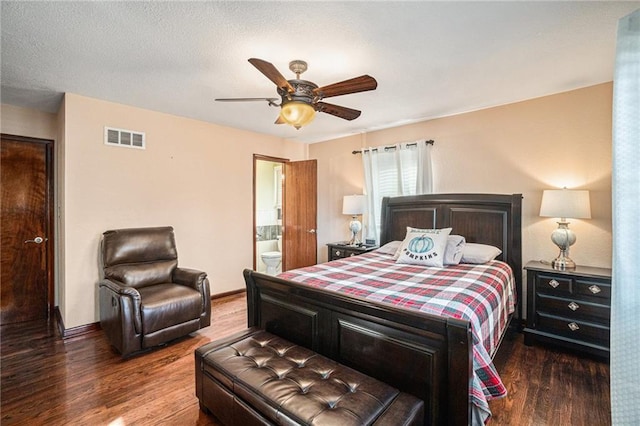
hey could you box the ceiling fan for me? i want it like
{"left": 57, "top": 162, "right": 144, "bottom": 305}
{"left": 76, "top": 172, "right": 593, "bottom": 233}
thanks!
{"left": 216, "top": 58, "right": 377, "bottom": 130}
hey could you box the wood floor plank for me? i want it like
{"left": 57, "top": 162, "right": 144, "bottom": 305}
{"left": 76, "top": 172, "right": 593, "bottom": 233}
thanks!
{"left": 1, "top": 292, "right": 610, "bottom": 425}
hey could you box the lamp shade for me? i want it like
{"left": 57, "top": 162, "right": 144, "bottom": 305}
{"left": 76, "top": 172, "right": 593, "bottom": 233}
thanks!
{"left": 540, "top": 189, "right": 591, "bottom": 219}
{"left": 342, "top": 195, "right": 365, "bottom": 215}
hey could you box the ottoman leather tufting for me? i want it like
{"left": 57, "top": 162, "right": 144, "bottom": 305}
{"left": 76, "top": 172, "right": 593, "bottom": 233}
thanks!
{"left": 195, "top": 327, "right": 424, "bottom": 425}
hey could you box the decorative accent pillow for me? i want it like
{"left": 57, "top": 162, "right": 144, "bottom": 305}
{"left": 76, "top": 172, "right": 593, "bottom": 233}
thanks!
{"left": 392, "top": 227, "right": 437, "bottom": 260}
{"left": 461, "top": 243, "right": 502, "bottom": 264}
{"left": 444, "top": 235, "right": 466, "bottom": 265}
{"left": 396, "top": 228, "right": 452, "bottom": 267}
{"left": 393, "top": 227, "right": 464, "bottom": 262}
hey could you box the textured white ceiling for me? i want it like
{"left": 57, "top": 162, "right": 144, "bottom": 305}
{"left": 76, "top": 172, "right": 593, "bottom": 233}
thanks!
{"left": 2, "top": 1, "right": 638, "bottom": 143}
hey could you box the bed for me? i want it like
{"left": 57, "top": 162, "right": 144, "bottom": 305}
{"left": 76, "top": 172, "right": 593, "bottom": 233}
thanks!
{"left": 243, "top": 193, "right": 522, "bottom": 425}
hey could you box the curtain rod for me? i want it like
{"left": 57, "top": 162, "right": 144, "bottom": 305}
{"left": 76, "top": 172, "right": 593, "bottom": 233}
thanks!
{"left": 352, "top": 139, "right": 434, "bottom": 155}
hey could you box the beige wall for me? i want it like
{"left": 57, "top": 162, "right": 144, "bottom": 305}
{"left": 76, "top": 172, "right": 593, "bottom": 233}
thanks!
{"left": 55, "top": 98, "right": 67, "bottom": 318}
{"left": 1, "top": 104, "right": 57, "bottom": 140}
{"left": 309, "top": 83, "right": 613, "bottom": 270}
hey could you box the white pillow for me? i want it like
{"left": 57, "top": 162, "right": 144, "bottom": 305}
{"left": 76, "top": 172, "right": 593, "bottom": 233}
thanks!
{"left": 444, "top": 235, "right": 466, "bottom": 265}
{"left": 376, "top": 240, "right": 402, "bottom": 255}
{"left": 461, "top": 243, "right": 502, "bottom": 264}
{"left": 396, "top": 228, "right": 452, "bottom": 267}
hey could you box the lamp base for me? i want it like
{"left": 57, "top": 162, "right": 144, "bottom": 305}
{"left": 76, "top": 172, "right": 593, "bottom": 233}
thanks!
{"left": 550, "top": 221, "right": 577, "bottom": 270}
{"left": 348, "top": 217, "right": 362, "bottom": 246}
{"left": 551, "top": 250, "right": 576, "bottom": 270}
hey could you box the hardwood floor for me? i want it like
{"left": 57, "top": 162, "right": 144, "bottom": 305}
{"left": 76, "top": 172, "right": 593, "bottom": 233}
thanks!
{"left": 489, "top": 329, "right": 611, "bottom": 425}
{"left": 1, "top": 293, "right": 610, "bottom": 425}
{"left": 1, "top": 293, "right": 247, "bottom": 426}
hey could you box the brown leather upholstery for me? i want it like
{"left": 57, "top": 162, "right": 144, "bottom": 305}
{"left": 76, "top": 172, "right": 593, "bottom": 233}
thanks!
{"left": 195, "top": 328, "right": 424, "bottom": 425}
{"left": 99, "top": 226, "right": 210, "bottom": 357}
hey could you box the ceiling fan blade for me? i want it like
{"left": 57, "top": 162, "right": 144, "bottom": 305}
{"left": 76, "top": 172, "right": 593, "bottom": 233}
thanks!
{"left": 248, "top": 58, "right": 294, "bottom": 93}
{"left": 215, "top": 97, "right": 278, "bottom": 102}
{"left": 313, "top": 75, "right": 377, "bottom": 99}
{"left": 215, "top": 97, "right": 279, "bottom": 107}
{"left": 315, "top": 101, "right": 361, "bottom": 121}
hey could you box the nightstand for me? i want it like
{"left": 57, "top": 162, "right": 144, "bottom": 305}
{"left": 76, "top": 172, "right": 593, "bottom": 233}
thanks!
{"left": 327, "top": 242, "right": 378, "bottom": 261}
{"left": 523, "top": 261, "right": 611, "bottom": 358}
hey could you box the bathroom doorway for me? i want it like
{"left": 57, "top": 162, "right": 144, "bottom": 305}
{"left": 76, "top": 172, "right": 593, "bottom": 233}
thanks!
{"left": 253, "top": 155, "right": 286, "bottom": 274}
{"left": 253, "top": 155, "right": 318, "bottom": 274}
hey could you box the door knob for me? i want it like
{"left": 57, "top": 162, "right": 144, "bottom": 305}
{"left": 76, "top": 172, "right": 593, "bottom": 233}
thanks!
{"left": 307, "top": 229, "right": 316, "bottom": 234}
{"left": 24, "top": 236, "right": 46, "bottom": 244}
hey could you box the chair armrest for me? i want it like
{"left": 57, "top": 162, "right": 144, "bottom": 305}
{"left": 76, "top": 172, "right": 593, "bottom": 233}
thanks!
{"left": 173, "top": 267, "right": 207, "bottom": 291}
{"left": 173, "top": 268, "right": 211, "bottom": 327}
{"left": 100, "top": 278, "right": 141, "bottom": 300}
{"left": 99, "top": 278, "right": 142, "bottom": 333}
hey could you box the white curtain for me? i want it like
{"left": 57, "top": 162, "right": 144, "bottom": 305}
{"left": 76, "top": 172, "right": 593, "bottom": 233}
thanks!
{"left": 362, "top": 141, "right": 433, "bottom": 242}
{"left": 611, "top": 9, "right": 640, "bottom": 425}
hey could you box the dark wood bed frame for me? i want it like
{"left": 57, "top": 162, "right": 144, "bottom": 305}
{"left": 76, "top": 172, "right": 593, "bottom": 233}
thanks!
{"left": 243, "top": 193, "right": 522, "bottom": 425}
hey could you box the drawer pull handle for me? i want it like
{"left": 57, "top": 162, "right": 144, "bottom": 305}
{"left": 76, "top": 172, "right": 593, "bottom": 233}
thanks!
{"left": 568, "top": 302, "right": 580, "bottom": 311}
{"left": 349, "top": 253, "right": 356, "bottom": 257}
{"left": 335, "top": 250, "right": 341, "bottom": 256}
{"left": 568, "top": 322, "right": 580, "bottom": 331}
{"left": 589, "top": 285, "right": 602, "bottom": 294}
{"left": 548, "top": 279, "right": 560, "bottom": 288}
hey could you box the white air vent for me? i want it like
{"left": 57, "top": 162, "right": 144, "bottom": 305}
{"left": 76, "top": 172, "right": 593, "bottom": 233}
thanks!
{"left": 104, "top": 127, "right": 145, "bottom": 149}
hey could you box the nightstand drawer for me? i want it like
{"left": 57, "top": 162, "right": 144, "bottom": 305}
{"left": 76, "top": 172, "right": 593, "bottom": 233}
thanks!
{"left": 536, "top": 312, "right": 610, "bottom": 347}
{"left": 575, "top": 279, "right": 611, "bottom": 303}
{"left": 536, "top": 274, "right": 572, "bottom": 296}
{"left": 536, "top": 294, "right": 610, "bottom": 323}
{"left": 327, "top": 243, "right": 378, "bottom": 262}
{"left": 331, "top": 247, "right": 357, "bottom": 259}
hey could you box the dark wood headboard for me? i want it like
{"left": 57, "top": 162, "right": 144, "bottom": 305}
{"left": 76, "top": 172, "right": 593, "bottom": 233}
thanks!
{"left": 380, "top": 193, "right": 523, "bottom": 318}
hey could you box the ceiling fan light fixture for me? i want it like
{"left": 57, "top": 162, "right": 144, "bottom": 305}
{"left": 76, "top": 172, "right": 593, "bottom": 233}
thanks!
{"left": 279, "top": 101, "right": 316, "bottom": 130}
{"left": 222, "top": 58, "right": 377, "bottom": 128}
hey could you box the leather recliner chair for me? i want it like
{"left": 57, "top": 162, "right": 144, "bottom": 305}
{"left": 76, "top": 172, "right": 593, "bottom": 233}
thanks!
{"left": 99, "top": 226, "right": 211, "bottom": 357}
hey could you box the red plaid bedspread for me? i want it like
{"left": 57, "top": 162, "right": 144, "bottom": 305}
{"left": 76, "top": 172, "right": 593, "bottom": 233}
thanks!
{"left": 278, "top": 250, "right": 516, "bottom": 417}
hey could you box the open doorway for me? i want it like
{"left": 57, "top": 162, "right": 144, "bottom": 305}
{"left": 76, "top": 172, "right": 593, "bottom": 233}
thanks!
{"left": 253, "top": 155, "right": 286, "bottom": 274}
{"left": 253, "top": 155, "right": 318, "bottom": 274}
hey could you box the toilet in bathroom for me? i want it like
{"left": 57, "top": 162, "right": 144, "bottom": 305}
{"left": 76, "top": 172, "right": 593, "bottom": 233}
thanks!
{"left": 261, "top": 235, "right": 282, "bottom": 275}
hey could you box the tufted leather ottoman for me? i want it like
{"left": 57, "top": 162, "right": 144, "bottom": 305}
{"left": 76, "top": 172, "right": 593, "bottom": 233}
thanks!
{"left": 195, "top": 327, "right": 424, "bottom": 425}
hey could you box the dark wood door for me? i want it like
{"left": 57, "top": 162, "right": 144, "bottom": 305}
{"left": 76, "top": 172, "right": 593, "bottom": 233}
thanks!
{"left": 283, "top": 160, "right": 317, "bottom": 271}
{"left": 1, "top": 135, "right": 53, "bottom": 324}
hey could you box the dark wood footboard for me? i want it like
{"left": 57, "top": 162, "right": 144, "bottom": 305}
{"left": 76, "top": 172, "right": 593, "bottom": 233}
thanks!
{"left": 244, "top": 269, "right": 472, "bottom": 426}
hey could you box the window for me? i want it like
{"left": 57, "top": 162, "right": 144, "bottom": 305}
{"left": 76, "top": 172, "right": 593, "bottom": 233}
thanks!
{"left": 362, "top": 141, "right": 433, "bottom": 242}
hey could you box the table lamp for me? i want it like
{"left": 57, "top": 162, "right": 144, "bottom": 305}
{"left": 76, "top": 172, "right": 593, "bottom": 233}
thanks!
{"left": 539, "top": 188, "right": 591, "bottom": 270}
{"left": 342, "top": 195, "right": 365, "bottom": 246}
